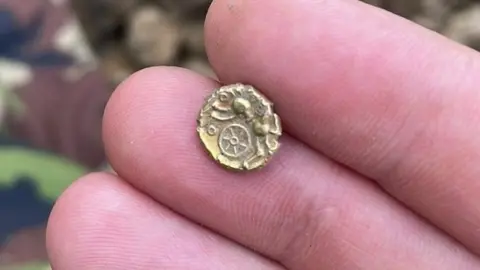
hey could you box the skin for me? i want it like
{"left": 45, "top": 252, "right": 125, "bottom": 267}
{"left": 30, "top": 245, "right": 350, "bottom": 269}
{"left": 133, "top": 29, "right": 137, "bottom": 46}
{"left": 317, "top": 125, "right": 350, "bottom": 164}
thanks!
{"left": 46, "top": 0, "right": 480, "bottom": 269}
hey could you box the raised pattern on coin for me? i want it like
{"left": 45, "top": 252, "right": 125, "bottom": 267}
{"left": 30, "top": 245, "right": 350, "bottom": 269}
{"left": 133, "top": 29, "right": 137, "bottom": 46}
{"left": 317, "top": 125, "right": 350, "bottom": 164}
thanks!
{"left": 197, "top": 83, "right": 282, "bottom": 171}
{"left": 219, "top": 124, "right": 251, "bottom": 158}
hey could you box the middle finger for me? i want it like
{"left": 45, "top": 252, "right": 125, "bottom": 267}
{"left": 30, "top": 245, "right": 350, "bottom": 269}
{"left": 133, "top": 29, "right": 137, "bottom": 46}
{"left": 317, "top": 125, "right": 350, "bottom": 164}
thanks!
{"left": 104, "top": 67, "right": 480, "bottom": 270}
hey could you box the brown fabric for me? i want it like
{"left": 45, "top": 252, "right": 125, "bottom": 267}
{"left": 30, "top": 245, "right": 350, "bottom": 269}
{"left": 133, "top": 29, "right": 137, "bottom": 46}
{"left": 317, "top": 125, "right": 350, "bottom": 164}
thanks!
{"left": 1, "top": 227, "right": 47, "bottom": 265}
{"left": 6, "top": 70, "right": 109, "bottom": 168}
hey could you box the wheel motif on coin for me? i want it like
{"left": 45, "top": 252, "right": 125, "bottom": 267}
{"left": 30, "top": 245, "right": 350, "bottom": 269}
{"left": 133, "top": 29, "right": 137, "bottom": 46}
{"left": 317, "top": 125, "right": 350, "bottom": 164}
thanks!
{"left": 219, "top": 124, "right": 251, "bottom": 158}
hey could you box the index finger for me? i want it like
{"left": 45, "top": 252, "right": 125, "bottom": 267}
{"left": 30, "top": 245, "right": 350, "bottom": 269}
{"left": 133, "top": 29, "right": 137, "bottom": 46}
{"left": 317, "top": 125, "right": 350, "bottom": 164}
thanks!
{"left": 205, "top": 0, "right": 480, "bottom": 255}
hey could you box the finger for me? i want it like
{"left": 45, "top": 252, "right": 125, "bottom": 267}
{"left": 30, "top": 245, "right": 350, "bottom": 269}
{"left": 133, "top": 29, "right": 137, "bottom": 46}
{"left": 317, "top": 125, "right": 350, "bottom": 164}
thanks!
{"left": 103, "top": 66, "right": 480, "bottom": 270}
{"left": 46, "top": 173, "right": 281, "bottom": 270}
{"left": 205, "top": 0, "right": 480, "bottom": 254}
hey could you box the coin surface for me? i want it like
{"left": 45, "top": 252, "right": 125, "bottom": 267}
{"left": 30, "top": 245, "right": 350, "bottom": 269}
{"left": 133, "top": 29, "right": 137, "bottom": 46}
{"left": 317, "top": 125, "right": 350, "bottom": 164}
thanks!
{"left": 197, "top": 84, "right": 282, "bottom": 171}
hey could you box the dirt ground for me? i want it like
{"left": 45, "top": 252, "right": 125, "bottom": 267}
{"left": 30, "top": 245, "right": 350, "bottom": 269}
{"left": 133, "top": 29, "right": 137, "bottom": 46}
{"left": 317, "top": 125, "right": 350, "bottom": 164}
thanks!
{"left": 73, "top": 0, "right": 480, "bottom": 87}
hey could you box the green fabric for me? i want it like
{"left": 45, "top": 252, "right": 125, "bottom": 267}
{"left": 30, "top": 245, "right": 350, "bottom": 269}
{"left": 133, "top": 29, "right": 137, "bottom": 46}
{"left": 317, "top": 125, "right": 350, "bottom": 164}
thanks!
{"left": 0, "top": 147, "right": 87, "bottom": 201}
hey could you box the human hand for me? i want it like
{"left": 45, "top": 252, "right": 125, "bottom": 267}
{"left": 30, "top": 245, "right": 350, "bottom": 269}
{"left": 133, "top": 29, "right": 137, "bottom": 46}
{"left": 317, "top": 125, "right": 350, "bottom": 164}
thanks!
{"left": 46, "top": 0, "right": 480, "bottom": 269}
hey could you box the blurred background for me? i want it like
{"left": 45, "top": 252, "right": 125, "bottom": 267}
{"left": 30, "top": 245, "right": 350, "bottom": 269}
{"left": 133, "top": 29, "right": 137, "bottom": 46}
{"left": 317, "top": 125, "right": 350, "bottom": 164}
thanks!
{"left": 0, "top": 0, "right": 479, "bottom": 269}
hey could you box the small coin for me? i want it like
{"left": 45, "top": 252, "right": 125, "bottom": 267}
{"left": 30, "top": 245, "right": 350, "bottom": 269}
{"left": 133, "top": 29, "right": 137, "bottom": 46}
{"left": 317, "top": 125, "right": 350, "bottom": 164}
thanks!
{"left": 197, "top": 83, "right": 282, "bottom": 171}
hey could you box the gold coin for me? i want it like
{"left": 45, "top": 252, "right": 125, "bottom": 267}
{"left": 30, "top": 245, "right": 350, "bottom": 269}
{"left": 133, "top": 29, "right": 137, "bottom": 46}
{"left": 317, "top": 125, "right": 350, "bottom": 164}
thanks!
{"left": 197, "top": 83, "right": 282, "bottom": 171}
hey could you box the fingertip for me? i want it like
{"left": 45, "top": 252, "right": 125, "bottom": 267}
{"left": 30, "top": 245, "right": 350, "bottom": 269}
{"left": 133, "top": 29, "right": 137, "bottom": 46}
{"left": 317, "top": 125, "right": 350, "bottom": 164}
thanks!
{"left": 104, "top": 66, "right": 209, "bottom": 138}
{"left": 46, "top": 173, "right": 281, "bottom": 270}
{"left": 102, "top": 65, "right": 222, "bottom": 192}
{"left": 205, "top": 0, "right": 252, "bottom": 83}
{"left": 47, "top": 172, "right": 115, "bottom": 236}
{"left": 46, "top": 172, "right": 127, "bottom": 269}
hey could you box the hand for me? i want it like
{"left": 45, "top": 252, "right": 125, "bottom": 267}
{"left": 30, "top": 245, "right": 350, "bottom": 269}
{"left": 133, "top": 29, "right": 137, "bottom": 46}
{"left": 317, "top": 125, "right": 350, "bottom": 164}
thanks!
{"left": 46, "top": 1, "right": 480, "bottom": 269}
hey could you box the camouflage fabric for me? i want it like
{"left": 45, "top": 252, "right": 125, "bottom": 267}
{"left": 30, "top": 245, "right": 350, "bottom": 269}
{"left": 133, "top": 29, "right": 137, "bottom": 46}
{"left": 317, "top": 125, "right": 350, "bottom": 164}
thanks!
{"left": 0, "top": 0, "right": 479, "bottom": 269}
{"left": 0, "top": 0, "right": 105, "bottom": 268}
